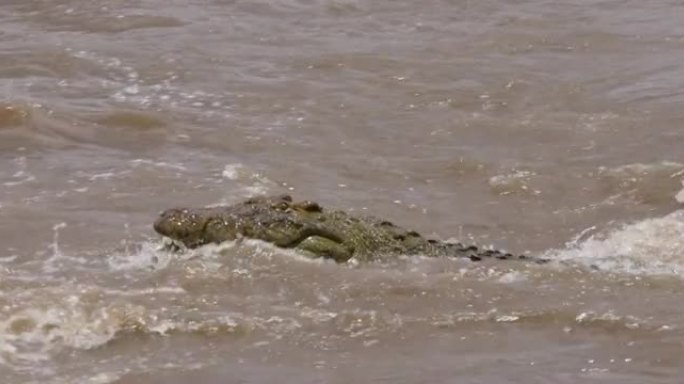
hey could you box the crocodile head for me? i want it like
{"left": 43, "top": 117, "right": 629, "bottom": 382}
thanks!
{"left": 153, "top": 195, "right": 345, "bottom": 253}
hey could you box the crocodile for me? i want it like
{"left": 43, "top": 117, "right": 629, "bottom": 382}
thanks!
{"left": 154, "top": 194, "right": 546, "bottom": 263}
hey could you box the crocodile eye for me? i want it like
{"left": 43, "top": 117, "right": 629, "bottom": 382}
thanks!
{"left": 295, "top": 201, "right": 322, "bottom": 212}
{"left": 273, "top": 201, "right": 290, "bottom": 210}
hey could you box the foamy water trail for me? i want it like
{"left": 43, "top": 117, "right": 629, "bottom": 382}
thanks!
{"left": 545, "top": 209, "right": 684, "bottom": 276}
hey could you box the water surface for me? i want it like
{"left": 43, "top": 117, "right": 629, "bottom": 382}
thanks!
{"left": 2, "top": 1, "right": 684, "bottom": 383}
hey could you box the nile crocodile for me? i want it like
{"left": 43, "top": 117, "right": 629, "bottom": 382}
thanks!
{"left": 154, "top": 194, "right": 546, "bottom": 263}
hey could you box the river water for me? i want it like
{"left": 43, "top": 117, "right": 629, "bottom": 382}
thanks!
{"left": 2, "top": 1, "right": 684, "bottom": 383}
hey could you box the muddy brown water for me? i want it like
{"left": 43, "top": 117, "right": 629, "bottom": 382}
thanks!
{"left": 2, "top": 1, "right": 684, "bottom": 383}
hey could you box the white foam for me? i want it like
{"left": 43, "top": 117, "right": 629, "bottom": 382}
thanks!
{"left": 676, "top": 180, "right": 684, "bottom": 203}
{"left": 221, "top": 163, "right": 244, "bottom": 180}
{"left": 601, "top": 161, "right": 684, "bottom": 175}
{"left": 107, "top": 240, "right": 192, "bottom": 271}
{"left": 129, "top": 158, "right": 186, "bottom": 171}
{"left": 106, "top": 236, "right": 260, "bottom": 272}
{"left": 488, "top": 169, "right": 541, "bottom": 196}
{"left": 102, "top": 286, "right": 186, "bottom": 297}
{"left": 42, "top": 222, "right": 69, "bottom": 274}
{"left": 85, "top": 372, "right": 123, "bottom": 384}
{"left": 546, "top": 210, "right": 684, "bottom": 276}
{"left": 0, "top": 296, "right": 145, "bottom": 366}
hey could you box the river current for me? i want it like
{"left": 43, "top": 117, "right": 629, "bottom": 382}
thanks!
{"left": 2, "top": 1, "right": 684, "bottom": 383}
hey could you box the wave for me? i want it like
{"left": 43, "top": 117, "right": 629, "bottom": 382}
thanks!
{"left": 545, "top": 209, "right": 684, "bottom": 276}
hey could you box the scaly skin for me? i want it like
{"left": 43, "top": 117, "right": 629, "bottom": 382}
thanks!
{"left": 154, "top": 194, "right": 546, "bottom": 263}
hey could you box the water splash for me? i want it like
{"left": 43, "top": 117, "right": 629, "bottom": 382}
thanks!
{"left": 545, "top": 209, "right": 684, "bottom": 276}
{"left": 42, "top": 222, "right": 67, "bottom": 274}
{"left": 0, "top": 290, "right": 146, "bottom": 368}
{"left": 676, "top": 179, "right": 684, "bottom": 203}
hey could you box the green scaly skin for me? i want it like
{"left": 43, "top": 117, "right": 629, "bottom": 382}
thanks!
{"left": 153, "top": 194, "right": 547, "bottom": 263}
